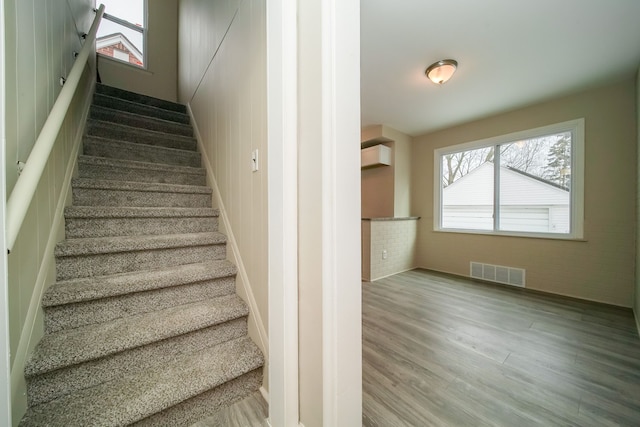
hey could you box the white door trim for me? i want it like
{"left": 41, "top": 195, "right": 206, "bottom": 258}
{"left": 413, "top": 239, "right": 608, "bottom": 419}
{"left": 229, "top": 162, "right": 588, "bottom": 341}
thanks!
{"left": 266, "top": 0, "right": 299, "bottom": 426}
{"left": 0, "top": 0, "right": 13, "bottom": 424}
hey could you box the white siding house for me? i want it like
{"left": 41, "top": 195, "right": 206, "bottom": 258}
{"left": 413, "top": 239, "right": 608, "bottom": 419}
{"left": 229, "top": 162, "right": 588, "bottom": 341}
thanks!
{"left": 443, "top": 163, "right": 570, "bottom": 233}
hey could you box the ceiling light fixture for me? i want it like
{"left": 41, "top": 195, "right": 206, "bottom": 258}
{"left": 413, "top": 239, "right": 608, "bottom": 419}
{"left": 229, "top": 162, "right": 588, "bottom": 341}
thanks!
{"left": 425, "top": 59, "right": 458, "bottom": 85}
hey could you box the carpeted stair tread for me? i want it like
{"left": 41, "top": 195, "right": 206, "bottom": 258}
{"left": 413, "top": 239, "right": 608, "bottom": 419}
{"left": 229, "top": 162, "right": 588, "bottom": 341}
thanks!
{"left": 83, "top": 136, "right": 202, "bottom": 168}
{"left": 20, "top": 336, "right": 263, "bottom": 427}
{"left": 43, "top": 275, "right": 236, "bottom": 334}
{"left": 90, "top": 105, "right": 194, "bottom": 137}
{"left": 87, "top": 119, "right": 197, "bottom": 151}
{"left": 78, "top": 155, "right": 205, "bottom": 177}
{"left": 25, "top": 295, "right": 249, "bottom": 377}
{"left": 27, "top": 319, "right": 248, "bottom": 407}
{"left": 132, "top": 370, "right": 262, "bottom": 427}
{"left": 95, "top": 83, "right": 187, "bottom": 113}
{"left": 71, "top": 178, "right": 211, "bottom": 195}
{"left": 63, "top": 207, "right": 219, "bottom": 238}
{"left": 55, "top": 232, "right": 226, "bottom": 257}
{"left": 64, "top": 206, "right": 218, "bottom": 219}
{"left": 77, "top": 155, "right": 206, "bottom": 186}
{"left": 43, "top": 261, "right": 236, "bottom": 307}
{"left": 93, "top": 93, "right": 191, "bottom": 124}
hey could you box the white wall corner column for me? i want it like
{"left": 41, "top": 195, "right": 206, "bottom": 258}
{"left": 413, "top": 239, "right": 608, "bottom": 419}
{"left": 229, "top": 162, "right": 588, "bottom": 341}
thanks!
{"left": 298, "top": 0, "right": 362, "bottom": 425}
{"left": 319, "top": 0, "right": 362, "bottom": 425}
{"left": 269, "top": 0, "right": 361, "bottom": 424}
{"left": 267, "top": 0, "right": 299, "bottom": 426}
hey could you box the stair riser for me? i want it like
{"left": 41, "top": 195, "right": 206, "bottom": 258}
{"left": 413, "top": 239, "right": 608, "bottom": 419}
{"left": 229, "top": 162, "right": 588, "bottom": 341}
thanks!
{"left": 96, "top": 84, "right": 187, "bottom": 114}
{"left": 84, "top": 138, "right": 201, "bottom": 168}
{"left": 55, "top": 244, "right": 226, "bottom": 280}
{"left": 65, "top": 216, "right": 218, "bottom": 239}
{"left": 87, "top": 120, "right": 197, "bottom": 151}
{"left": 90, "top": 106, "right": 193, "bottom": 137}
{"left": 72, "top": 187, "right": 211, "bottom": 208}
{"left": 45, "top": 276, "right": 236, "bottom": 333}
{"left": 93, "top": 94, "right": 191, "bottom": 124}
{"left": 132, "top": 369, "right": 263, "bottom": 427}
{"left": 78, "top": 162, "right": 206, "bottom": 186}
{"left": 28, "top": 318, "right": 248, "bottom": 407}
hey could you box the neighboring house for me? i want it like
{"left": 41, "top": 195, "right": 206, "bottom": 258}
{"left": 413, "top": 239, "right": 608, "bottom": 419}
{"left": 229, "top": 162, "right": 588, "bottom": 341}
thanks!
{"left": 96, "top": 33, "right": 143, "bottom": 66}
{"left": 443, "top": 162, "right": 570, "bottom": 233}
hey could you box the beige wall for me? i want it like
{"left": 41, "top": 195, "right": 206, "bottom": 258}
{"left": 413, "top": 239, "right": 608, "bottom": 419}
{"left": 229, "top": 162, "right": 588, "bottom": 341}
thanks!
{"left": 177, "top": 0, "right": 268, "bottom": 386}
{"left": 361, "top": 125, "right": 412, "bottom": 218}
{"left": 361, "top": 143, "right": 394, "bottom": 218}
{"left": 412, "top": 78, "right": 637, "bottom": 307}
{"left": 4, "top": 0, "right": 96, "bottom": 422}
{"left": 99, "top": 0, "right": 178, "bottom": 102}
{"left": 388, "top": 128, "right": 412, "bottom": 217}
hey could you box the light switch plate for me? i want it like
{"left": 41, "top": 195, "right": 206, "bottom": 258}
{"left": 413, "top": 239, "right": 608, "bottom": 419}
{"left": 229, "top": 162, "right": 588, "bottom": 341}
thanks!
{"left": 251, "top": 149, "right": 259, "bottom": 172}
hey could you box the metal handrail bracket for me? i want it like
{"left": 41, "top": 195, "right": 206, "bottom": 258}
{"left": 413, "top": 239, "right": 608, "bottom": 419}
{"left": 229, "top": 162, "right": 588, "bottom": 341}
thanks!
{"left": 5, "top": 4, "right": 105, "bottom": 253}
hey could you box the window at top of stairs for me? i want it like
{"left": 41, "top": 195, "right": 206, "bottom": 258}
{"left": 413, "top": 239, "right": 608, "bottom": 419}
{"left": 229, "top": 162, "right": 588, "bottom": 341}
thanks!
{"left": 96, "top": 0, "right": 147, "bottom": 68}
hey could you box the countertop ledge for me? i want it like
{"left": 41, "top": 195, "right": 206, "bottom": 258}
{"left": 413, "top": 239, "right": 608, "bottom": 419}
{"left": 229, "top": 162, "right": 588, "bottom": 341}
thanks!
{"left": 362, "top": 217, "right": 420, "bottom": 221}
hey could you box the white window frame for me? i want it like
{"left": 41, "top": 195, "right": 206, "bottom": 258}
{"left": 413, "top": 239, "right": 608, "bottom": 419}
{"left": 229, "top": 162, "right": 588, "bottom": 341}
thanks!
{"left": 433, "top": 118, "right": 585, "bottom": 240}
{"left": 97, "top": 0, "right": 148, "bottom": 69}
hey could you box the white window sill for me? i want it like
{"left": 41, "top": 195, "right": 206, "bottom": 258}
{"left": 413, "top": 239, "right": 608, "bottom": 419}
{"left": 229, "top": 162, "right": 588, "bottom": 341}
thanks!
{"left": 433, "top": 228, "right": 587, "bottom": 242}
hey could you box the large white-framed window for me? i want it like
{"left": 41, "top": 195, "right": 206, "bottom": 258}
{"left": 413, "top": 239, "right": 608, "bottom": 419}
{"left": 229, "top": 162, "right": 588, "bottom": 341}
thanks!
{"left": 96, "top": 0, "right": 147, "bottom": 68}
{"left": 434, "top": 119, "right": 585, "bottom": 240}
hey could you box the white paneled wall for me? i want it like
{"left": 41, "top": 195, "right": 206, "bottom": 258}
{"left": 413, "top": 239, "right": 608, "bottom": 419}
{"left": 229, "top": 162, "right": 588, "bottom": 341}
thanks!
{"left": 178, "top": 0, "right": 268, "bottom": 373}
{"left": 636, "top": 67, "right": 640, "bottom": 332}
{"left": 5, "top": 0, "right": 94, "bottom": 193}
{"left": 4, "top": 0, "right": 96, "bottom": 421}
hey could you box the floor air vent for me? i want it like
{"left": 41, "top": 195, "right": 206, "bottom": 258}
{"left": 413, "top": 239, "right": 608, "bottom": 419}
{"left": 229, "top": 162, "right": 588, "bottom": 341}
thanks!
{"left": 470, "top": 262, "right": 525, "bottom": 287}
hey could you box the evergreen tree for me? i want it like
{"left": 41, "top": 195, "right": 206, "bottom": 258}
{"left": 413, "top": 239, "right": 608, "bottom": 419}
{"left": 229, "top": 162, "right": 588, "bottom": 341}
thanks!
{"left": 544, "top": 136, "right": 571, "bottom": 188}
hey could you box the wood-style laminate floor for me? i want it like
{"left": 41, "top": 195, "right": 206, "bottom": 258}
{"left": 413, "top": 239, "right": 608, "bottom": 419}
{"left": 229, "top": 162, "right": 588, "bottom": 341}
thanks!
{"left": 191, "top": 391, "right": 268, "bottom": 427}
{"left": 362, "top": 269, "right": 640, "bottom": 427}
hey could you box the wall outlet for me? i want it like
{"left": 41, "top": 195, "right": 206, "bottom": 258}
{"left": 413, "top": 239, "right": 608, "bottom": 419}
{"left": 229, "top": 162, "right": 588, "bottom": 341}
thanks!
{"left": 382, "top": 249, "right": 388, "bottom": 259}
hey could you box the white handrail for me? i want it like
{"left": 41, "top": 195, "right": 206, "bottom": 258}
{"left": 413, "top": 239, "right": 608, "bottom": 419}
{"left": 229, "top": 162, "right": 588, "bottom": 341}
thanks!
{"left": 5, "top": 5, "right": 105, "bottom": 253}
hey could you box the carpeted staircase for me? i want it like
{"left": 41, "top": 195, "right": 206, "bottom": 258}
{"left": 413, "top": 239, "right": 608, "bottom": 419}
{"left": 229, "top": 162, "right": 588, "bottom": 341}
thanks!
{"left": 19, "top": 84, "right": 265, "bottom": 426}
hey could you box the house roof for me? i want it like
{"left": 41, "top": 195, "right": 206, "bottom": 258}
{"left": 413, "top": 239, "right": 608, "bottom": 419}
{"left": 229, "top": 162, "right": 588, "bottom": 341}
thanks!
{"left": 506, "top": 165, "right": 569, "bottom": 192}
{"left": 96, "top": 32, "right": 143, "bottom": 63}
{"left": 443, "top": 163, "right": 569, "bottom": 206}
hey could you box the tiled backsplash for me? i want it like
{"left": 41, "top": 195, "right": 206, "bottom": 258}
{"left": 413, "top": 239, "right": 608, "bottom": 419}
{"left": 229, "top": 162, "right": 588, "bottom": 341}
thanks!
{"left": 362, "top": 218, "right": 418, "bottom": 281}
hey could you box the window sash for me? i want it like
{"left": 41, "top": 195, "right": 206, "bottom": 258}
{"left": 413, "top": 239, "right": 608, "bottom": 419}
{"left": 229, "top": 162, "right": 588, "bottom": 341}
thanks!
{"left": 434, "top": 119, "right": 584, "bottom": 240}
{"left": 103, "top": 13, "right": 144, "bottom": 33}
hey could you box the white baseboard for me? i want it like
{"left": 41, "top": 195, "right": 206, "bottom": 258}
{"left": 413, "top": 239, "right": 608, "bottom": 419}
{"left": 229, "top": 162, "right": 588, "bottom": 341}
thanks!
{"left": 259, "top": 386, "right": 269, "bottom": 404}
{"left": 369, "top": 267, "right": 417, "bottom": 282}
{"left": 186, "top": 104, "right": 269, "bottom": 359}
{"left": 10, "top": 77, "right": 94, "bottom": 417}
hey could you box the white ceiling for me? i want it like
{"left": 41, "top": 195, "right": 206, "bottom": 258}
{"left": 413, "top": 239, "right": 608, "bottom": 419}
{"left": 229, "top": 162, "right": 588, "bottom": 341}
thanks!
{"left": 360, "top": 0, "right": 640, "bottom": 137}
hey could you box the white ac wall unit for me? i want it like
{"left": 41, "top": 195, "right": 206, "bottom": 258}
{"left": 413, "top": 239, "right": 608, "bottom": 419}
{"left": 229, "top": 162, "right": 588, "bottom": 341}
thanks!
{"left": 361, "top": 144, "right": 391, "bottom": 169}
